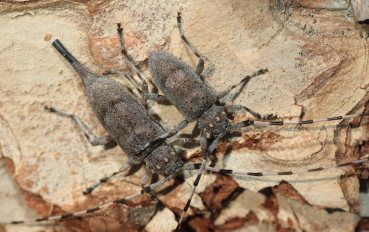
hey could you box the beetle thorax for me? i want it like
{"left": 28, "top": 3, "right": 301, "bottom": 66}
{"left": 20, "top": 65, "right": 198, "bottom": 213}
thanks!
{"left": 198, "top": 105, "right": 231, "bottom": 136}
{"left": 144, "top": 146, "right": 184, "bottom": 177}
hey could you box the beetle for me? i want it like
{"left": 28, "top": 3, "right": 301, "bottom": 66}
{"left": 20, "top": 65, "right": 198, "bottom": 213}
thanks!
{"left": 2, "top": 13, "right": 369, "bottom": 232}
{"left": 0, "top": 39, "right": 201, "bottom": 225}
{"left": 113, "top": 12, "right": 369, "bottom": 229}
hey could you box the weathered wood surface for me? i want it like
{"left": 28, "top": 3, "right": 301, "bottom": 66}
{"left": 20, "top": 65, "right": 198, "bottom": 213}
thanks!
{"left": 0, "top": 0, "right": 368, "bottom": 231}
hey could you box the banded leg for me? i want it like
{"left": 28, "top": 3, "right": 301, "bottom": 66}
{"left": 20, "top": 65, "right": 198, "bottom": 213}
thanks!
{"left": 4, "top": 155, "right": 368, "bottom": 226}
{"left": 45, "top": 106, "right": 115, "bottom": 147}
{"left": 182, "top": 155, "right": 369, "bottom": 176}
{"left": 139, "top": 120, "right": 189, "bottom": 153}
{"left": 1, "top": 175, "right": 174, "bottom": 225}
{"left": 216, "top": 69, "right": 268, "bottom": 99}
{"left": 177, "top": 12, "right": 214, "bottom": 80}
{"left": 117, "top": 23, "right": 149, "bottom": 97}
{"left": 176, "top": 131, "right": 227, "bottom": 231}
{"left": 144, "top": 93, "right": 168, "bottom": 102}
{"left": 104, "top": 70, "right": 168, "bottom": 104}
{"left": 225, "top": 104, "right": 277, "bottom": 120}
{"left": 232, "top": 112, "right": 369, "bottom": 128}
{"left": 83, "top": 163, "right": 131, "bottom": 195}
{"left": 104, "top": 70, "right": 143, "bottom": 96}
{"left": 141, "top": 167, "right": 152, "bottom": 187}
{"left": 141, "top": 168, "right": 158, "bottom": 198}
{"left": 170, "top": 137, "right": 199, "bottom": 147}
{"left": 179, "top": 156, "right": 369, "bottom": 230}
{"left": 199, "top": 129, "right": 208, "bottom": 153}
{"left": 207, "top": 156, "right": 369, "bottom": 176}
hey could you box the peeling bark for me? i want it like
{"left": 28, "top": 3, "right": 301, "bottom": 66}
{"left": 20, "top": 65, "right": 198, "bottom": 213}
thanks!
{"left": 0, "top": 0, "right": 368, "bottom": 231}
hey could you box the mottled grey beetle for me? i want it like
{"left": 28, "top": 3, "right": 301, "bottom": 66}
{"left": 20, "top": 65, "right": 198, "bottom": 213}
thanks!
{"left": 2, "top": 39, "right": 198, "bottom": 224}
{"left": 2, "top": 13, "right": 369, "bottom": 232}
{"left": 118, "top": 12, "right": 369, "bottom": 229}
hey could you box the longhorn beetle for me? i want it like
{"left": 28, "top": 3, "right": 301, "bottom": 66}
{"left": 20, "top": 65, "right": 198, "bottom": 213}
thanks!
{"left": 111, "top": 12, "right": 369, "bottom": 230}
{"left": 2, "top": 15, "right": 369, "bottom": 232}
{"left": 1, "top": 39, "right": 201, "bottom": 225}
{"left": 0, "top": 38, "right": 271, "bottom": 227}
